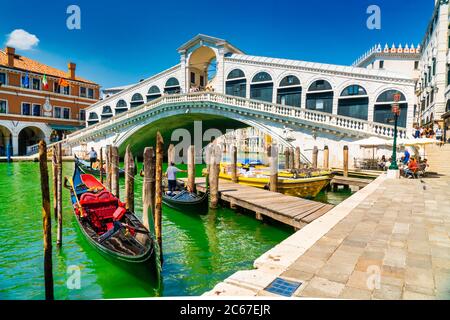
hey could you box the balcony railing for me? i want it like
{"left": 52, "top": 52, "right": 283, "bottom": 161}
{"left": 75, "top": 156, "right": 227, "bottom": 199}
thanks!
{"left": 67, "top": 91, "right": 408, "bottom": 144}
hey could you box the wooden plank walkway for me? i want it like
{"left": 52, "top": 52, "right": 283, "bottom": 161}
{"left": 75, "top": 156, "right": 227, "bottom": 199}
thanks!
{"left": 331, "top": 176, "right": 373, "bottom": 189}
{"left": 183, "top": 177, "right": 334, "bottom": 230}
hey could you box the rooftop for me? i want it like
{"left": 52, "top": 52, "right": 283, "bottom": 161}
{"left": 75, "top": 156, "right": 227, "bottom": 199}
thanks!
{"left": 0, "top": 48, "right": 98, "bottom": 85}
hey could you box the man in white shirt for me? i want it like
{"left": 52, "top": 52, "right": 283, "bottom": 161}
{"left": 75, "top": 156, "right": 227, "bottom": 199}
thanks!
{"left": 87, "top": 147, "right": 98, "bottom": 168}
{"left": 165, "top": 162, "right": 186, "bottom": 195}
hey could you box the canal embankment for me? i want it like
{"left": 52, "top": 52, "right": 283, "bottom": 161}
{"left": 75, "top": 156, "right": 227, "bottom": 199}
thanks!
{"left": 203, "top": 174, "right": 388, "bottom": 297}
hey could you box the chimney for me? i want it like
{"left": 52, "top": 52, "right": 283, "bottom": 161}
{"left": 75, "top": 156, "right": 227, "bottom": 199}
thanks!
{"left": 68, "top": 62, "right": 76, "bottom": 79}
{"left": 6, "top": 47, "right": 15, "bottom": 67}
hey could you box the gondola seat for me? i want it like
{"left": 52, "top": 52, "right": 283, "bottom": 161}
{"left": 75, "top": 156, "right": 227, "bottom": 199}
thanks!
{"left": 80, "top": 190, "right": 120, "bottom": 232}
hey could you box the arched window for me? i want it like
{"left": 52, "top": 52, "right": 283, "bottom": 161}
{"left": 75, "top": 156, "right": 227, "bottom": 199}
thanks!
{"left": 306, "top": 80, "right": 333, "bottom": 113}
{"left": 130, "top": 93, "right": 144, "bottom": 108}
{"left": 277, "top": 75, "right": 301, "bottom": 107}
{"left": 147, "top": 86, "right": 161, "bottom": 102}
{"left": 164, "top": 77, "right": 181, "bottom": 94}
{"left": 338, "top": 85, "right": 369, "bottom": 120}
{"left": 115, "top": 99, "right": 128, "bottom": 114}
{"left": 374, "top": 90, "right": 407, "bottom": 127}
{"left": 101, "top": 105, "right": 113, "bottom": 121}
{"left": 226, "top": 69, "right": 246, "bottom": 98}
{"left": 87, "top": 112, "right": 99, "bottom": 126}
{"left": 250, "top": 72, "right": 273, "bottom": 103}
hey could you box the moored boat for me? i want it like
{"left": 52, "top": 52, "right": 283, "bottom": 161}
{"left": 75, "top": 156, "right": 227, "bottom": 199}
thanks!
{"left": 74, "top": 155, "right": 125, "bottom": 177}
{"left": 162, "top": 190, "right": 209, "bottom": 214}
{"left": 65, "top": 163, "right": 158, "bottom": 271}
{"left": 207, "top": 163, "right": 332, "bottom": 198}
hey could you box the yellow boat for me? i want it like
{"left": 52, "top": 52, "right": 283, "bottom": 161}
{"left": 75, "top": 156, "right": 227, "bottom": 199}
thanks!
{"left": 204, "top": 163, "right": 332, "bottom": 198}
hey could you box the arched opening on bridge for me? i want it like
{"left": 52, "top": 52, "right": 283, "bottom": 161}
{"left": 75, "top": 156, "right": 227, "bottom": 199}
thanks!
{"left": 277, "top": 75, "right": 301, "bottom": 107}
{"left": 250, "top": 72, "right": 273, "bottom": 103}
{"left": 147, "top": 85, "right": 161, "bottom": 102}
{"left": 119, "top": 113, "right": 248, "bottom": 157}
{"left": 188, "top": 46, "right": 217, "bottom": 91}
{"left": 164, "top": 78, "right": 181, "bottom": 94}
{"left": 0, "top": 125, "right": 12, "bottom": 156}
{"left": 115, "top": 99, "right": 128, "bottom": 114}
{"left": 374, "top": 90, "right": 407, "bottom": 127}
{"left": 101, "top": 106, "right": 113, "bottom": 121}
{"left": 130, "top": 93, "right": 144, "bottom": 108}
{"left": 306, "top": 79, "right": 333, "bottom": 113}
{"left": 87, "top": 112, "right": 99, "bottom": 126}
{"left": 338, "top": 85, "right": 369, "bottom": 120}
{"left": 226, "top": 69, "right": 246, "bottom": 98}
{"left": 18, "top": 126, "right": 45, "bottom": 156}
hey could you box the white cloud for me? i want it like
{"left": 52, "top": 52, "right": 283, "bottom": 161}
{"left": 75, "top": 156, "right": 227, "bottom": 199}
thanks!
{"left": 6, "top": 29, "right": 39, "bottom": 50}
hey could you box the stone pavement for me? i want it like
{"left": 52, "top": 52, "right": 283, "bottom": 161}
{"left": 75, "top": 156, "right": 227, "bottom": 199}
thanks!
{"left": 280, "top": 172, "right": 450, "bottom": 299}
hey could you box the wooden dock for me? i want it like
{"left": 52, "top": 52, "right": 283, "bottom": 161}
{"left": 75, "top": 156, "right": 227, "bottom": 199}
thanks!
{"left": 183, "top": 178, "right": 334, "bottom": 230}
{"left": 331, "top": 176, "right": 373, "bottom": 189}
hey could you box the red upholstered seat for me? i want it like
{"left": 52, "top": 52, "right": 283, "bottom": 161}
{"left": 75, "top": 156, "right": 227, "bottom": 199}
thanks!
{"left": 80, "top": 190, "right": 119, "bottom": 223}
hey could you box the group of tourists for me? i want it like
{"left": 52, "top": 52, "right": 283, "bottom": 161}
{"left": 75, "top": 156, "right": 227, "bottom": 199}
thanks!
{"left": 377, "top": 149, "right": 428, "bottom": 178}
{"left": 413, "top": 125, "right": 443, "bottom": 141}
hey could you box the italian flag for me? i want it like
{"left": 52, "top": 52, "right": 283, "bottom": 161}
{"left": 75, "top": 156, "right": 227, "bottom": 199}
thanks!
{"left": 43, "top": 74, "right": 48, "bottom": 90}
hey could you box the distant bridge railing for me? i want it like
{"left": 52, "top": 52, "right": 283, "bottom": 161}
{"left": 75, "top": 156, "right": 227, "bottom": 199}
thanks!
{"left": 66, "top": 92, "right": 407, "bottom": 145}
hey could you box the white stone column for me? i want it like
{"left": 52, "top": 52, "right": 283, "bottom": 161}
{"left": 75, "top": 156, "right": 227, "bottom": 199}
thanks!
{"left": 11, "top": 134, "right": 19, "bottom": 156}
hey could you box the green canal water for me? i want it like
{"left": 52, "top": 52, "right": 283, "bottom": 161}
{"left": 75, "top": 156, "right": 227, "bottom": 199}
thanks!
{"left": 0, "top": 162, "right": 352, "bottom": 299}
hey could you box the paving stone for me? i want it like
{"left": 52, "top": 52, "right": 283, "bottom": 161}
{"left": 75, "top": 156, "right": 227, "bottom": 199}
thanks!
{"left": 406, "top": 253, "right": 432, "bottom": 269}
{"left": 346, "top": 271, "right": 372, "bottom": 291}
{"left": 297, "top": 277, "right": 345, "bottom": 298}
{"left": 372, "top": 284, "right": 403, "bottom": 300}
{"left": 282, "top": 268, "right": 314, "bottom": 282}
{"left": 402, "top": 291, "right": 435, "bottom": 300}
{"left": 339, "top": 286, "right": 372, "bottom": 300}
{"left": 405, "top": 267, "right": 435, "bottom": 289}
{"left": 317, "top": 262, "right": 355, "bottom": 284}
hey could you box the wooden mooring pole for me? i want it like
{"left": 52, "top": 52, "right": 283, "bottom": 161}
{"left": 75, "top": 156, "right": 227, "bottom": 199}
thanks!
{"left": 231, "top": 144, "right": 238, "bottom": 183}
{"left": 56, "top": 143, "right": 62, "bottom": 247}
{"left": 142, "top": 147, "right": 155, "bottom": 230}
{"left": 52, "top": 145, "right": 58, "bottom": 220}
{"left": 294, "top": 146, "right": 301, "bottom": 170}
{"left": 323, "top": 145, "right": 329, "bottom": 170}
{"left": 343, "top": 145, "right": 349, "bottom": 178}
{"left": 125, "top": 145, "right": 135, "bottom": 212}
{"left": 99, "top": 147, "right": 104, "bottom": 184}
{"left": 105, "top": 145, "right": 112, "bottom": 191}
{"left": 187, "top": 145, "right": 196, "bottom": 192}
{"left": 168, "top": 143, "right": 175, "bottom": 164}
{"left": 268, "top": 144, "right": 278, "bottom": 193}
{"left": 209, "top": 144, "right": 220, "bottom": 209}
{"left": 289, "top": 147, "right": 295, "bottom": 170}
{"left": 38, "top": 140, "right": 54, "bottom": 300}
{"left": 284, "top": 148, "right": 290, "bottom": 169}
{"left": 312, "top": 146, "right": 318, "bottom": 169}
{"left": 155, "top": 132, "right": 164, "bottom": 263}
{"left": 111, "top": 146, "right": 120, "bottom": 197}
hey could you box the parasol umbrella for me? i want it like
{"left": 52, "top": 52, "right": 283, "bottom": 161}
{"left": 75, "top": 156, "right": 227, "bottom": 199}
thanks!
{"left": 388, "top": 137, "right": 438, "bottom": 159}
{"left": 350, "top": 137, "right": 391, "bottom": 161}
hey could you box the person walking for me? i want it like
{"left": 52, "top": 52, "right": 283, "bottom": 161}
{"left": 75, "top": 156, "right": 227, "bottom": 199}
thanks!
{"left": 88, "top": 147, "right": 98, "bottom": 168}
{"left": 435, "top": 126, "right": 443, "bottom": 143}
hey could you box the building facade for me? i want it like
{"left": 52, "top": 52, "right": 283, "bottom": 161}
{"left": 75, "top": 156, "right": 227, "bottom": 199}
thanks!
{"left": 0, "top": 47, "right": 100, "bottom": 155}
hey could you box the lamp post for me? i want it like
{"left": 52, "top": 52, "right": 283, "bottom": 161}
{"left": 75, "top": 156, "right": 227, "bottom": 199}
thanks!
{"left": 388, "top": 92, "right": 402, "bottom": 175}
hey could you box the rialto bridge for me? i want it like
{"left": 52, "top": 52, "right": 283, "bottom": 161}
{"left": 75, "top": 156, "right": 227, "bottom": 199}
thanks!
{"left": 48, "top": 34, "right": 417, "bottom": 167}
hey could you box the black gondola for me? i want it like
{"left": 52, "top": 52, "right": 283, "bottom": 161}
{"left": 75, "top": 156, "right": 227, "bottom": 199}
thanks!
{"left": 162, "top": 189, "right": 209, "bottom": 214}
{"left": 74, "top": 155, "right": 125, "bottom": 177}
{"left": 65, "top": 163, "right": 158, "bottom": 271}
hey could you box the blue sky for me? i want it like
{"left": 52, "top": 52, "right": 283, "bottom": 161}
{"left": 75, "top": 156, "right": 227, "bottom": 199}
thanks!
{"left": 0, "top": 0, "right": 435, "bottom": 89}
